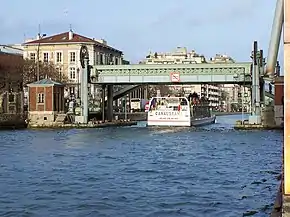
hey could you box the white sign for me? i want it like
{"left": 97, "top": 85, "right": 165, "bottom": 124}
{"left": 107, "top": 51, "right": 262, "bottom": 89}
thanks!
{"left": 170, "top": 72, "right": 180, "bottom": 82}
{"left": 155, "top": 111, "right": 179, "bottom": 116}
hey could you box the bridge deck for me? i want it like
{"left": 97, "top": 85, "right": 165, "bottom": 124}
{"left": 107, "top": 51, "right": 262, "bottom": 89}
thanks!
{"left": 92, "top": 62, "right": 252, "bottom": 84}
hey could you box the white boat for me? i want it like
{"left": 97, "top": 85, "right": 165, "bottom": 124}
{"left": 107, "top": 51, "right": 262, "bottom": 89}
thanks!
{"left": 147, "top": 96, "right": 216, "bottom": 127}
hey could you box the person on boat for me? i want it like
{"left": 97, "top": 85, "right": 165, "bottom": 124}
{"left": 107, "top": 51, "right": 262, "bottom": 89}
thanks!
{"left": 149, "top": 98, "right": 156, "bottom": 110}
{"left": 187, "top": 93, "right": 193, "bottom": 101}
{"left": 178, "top": 104, "right": 181, "bottom": 111}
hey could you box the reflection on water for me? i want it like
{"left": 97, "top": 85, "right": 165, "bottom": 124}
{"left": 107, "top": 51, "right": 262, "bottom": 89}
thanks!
{"left": 0, "top": 115, "right": 282, "bottom": 217}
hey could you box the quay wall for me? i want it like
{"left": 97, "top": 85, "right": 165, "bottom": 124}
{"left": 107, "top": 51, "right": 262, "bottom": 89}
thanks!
{"left": 0, "top": 113, "right": 27, "bottom": 129}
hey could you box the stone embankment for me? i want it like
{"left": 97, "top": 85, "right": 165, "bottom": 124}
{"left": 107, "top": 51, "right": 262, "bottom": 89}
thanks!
{"left": 28, "top": 119, "right": 137, "bottom": 129}
{"left": 0, "top": 114, "right": 27, "bottom": 130}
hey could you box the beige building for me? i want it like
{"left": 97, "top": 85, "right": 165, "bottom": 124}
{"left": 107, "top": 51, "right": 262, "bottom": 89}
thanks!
{"left": 141, "top": 47, "right": 206, "bottom": 64}
{"left": 23, "top": 29, "right": 123, "bottom": 98}
{"left": 209, "top": 54, "right": 235, "bottom": 64}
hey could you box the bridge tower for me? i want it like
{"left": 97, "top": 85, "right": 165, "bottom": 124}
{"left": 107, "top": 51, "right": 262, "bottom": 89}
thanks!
{"left": 248, "top": 41, "right": 263, "bottom": 124}
{"left": 75, "top": 45, "right": 90, "bottom": 124}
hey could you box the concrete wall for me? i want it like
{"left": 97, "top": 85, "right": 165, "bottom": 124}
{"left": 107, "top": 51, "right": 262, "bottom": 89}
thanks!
{"left": 28, "top": 111, "right": 55, "bottom": 125}
{"left": 274, "top": 76, "right": 284, "bottom": 126}
{"left": 284, "top": 0, "right": 290, "bottom": 195}
{"left": 0, "top": 114, "right": 27, "bottom": 129}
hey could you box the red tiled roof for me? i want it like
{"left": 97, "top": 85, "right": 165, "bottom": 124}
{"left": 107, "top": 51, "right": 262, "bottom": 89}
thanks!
{"left": 24, "top": 31, "right": 122, "bottom": 53}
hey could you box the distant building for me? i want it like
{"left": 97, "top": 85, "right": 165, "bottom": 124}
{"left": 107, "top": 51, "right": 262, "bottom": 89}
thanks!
{"left": 122, "top": 59, "right": 130, "bottom": 65}
{"left": 141, "top": 47, "right": 206, "bottom": 64}
{"left": 0, "top": 45, "right": 23, "bottom": 55}
{"left": 209, "top": 54, "right": 235, "bottom": 63}
{"left": 221, "top": 84, "right": 251, "bottom": 112}
{"left": 139, "top": 47, "right": 223, "bottom": 108}
{"left": 209, "top": 54, "right": 251, "bottom": 112}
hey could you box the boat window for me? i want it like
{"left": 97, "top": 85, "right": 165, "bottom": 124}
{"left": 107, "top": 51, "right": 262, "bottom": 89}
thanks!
{"left": 180, "top": 98, "right": 188, "bottom": 105}
{"left": 166, "top": 98, "right": 179, "bottom": 104}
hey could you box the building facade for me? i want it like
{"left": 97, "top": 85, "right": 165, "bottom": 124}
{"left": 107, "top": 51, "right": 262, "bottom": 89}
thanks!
{"left": 139, "top": 47, "right": 222, "bottom": 108}
{"left": 141, "top": 47, "right": 206, "bottom": 64}
{"left": 210, "top": 54, "right": 251, "bottom": 112}
{"left": 23, "top": 30, "right": 123, "bottom": 99}
{"left": 209, "top": 54, "right": 235, "bottom": 64}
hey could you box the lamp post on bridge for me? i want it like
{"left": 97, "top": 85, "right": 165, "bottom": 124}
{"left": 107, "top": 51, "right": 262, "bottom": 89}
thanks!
{"left": 249, "top": 41, "right": 262, "bottom": 124}
{"left": 36, "top": 32, "right": 47, "bottom": 81}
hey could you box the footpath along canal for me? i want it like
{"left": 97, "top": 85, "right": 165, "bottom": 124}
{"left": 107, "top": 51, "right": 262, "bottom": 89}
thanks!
{"left": 0, "top": 115, "right": 282, "bottom": 217}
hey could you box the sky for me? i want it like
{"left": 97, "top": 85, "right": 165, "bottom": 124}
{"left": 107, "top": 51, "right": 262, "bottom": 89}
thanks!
{"left": 0, "top": 0, "right": 283, "bottom": 65}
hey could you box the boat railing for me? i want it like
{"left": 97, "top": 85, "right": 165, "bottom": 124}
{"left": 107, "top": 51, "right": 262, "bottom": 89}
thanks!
{"left": 148, "top": 96, "right": 190, "bottom": 112}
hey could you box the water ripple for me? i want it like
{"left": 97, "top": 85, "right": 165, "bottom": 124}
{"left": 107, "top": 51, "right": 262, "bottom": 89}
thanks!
{"left": 0, "top": 115, "right": 282, "bottom": 217}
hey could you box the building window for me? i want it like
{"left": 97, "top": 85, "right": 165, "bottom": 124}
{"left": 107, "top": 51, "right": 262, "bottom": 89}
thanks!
{"left": 8, "top": 93, "right": 15, "bottom": 103}
{"left": 100, "top": 53, "right": 104, "bottom": 65}
{"left": 56, "top": 67, "right": 62, "bottom": 79}
{"left": 70, "top": 52, "right": 76, "bottom": 63}
{"left": 109, "top": 54, "right": 113, "bottom": 64}
{"left": 56, "top": 52, "right": 62, "bottom": 63}
{"left": 30, "top": 53, "right": 36, "bottom": 61}
{"left": 43, "top": 53, "right": 49, "bottom": 62}
{"left": 69, "top": 87, "right": 75, "bottom": 95}
{"left": 70, "top": 67, "right": 76, "bottom": 80}
{"left": 37, "top": 93, "right": 44, "bottom": 103}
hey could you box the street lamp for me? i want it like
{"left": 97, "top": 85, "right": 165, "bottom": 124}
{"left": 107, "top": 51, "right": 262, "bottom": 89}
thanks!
{"left": 36, "top": 33, "right": 46, "bottom": 81}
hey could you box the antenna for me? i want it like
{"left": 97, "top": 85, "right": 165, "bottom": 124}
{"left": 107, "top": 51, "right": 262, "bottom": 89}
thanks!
{"left": 38, "top": 24, "right": 41, "bottom": 36}
{"left": 69, "top": 24, "right": 72, "bottom": 31}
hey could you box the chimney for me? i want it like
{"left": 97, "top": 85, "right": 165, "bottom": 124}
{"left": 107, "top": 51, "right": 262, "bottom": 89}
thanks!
{"left": 36, "top": 34, "right": 40, "bottom": 40}
{"left": 69, "top": 30, "right": 73, "bottom": 40}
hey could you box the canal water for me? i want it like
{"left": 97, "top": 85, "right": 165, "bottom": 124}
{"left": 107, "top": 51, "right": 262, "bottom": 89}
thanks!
{"left": 0, "top": 115, "right": 282, "bottom": 217}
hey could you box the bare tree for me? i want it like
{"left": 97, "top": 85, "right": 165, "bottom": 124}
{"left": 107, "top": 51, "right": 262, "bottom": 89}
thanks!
{"left": 22, "top": 59, "right": 68, "bottom": 86}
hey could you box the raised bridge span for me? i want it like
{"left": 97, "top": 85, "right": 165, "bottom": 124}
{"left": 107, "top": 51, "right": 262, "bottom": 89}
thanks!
{"left": 92, "top": 62, "right": 252, "bottom": 84}
{"left": 90, "top": 61, "right": 275, "bottom": 103}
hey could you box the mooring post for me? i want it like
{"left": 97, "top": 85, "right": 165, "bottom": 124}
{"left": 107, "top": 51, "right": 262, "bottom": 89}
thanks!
{"left": 101, "top": 84, "right": 106, "bottom": 122}
{"left": 107, "top": 85, "right": 114, "bottom": 121}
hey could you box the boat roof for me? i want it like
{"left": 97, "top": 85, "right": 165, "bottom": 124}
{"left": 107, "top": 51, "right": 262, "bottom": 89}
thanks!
{"left": 150, "top": 96, "right": 187, "bottom": 99}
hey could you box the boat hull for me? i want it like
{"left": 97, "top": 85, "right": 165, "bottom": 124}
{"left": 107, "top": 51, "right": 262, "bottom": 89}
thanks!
{"left": 147, "top": 115, "right": 216, "bottom": 127}
{"left": 191, "top": 115, "right": 216, "bottom": 127}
